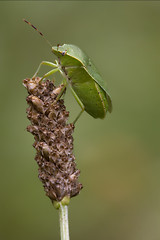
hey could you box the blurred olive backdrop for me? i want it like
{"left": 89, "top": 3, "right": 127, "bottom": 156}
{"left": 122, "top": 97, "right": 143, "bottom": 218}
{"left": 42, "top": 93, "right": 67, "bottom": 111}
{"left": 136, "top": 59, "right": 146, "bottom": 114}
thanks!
{"left": 1, "top": 1, "right": 160, "bottom": 240}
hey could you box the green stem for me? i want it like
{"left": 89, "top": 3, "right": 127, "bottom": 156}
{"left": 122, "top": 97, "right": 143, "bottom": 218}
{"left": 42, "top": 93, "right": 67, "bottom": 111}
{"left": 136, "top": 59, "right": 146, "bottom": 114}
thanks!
{"left": 59, "top": 203, "right": 70, "bottom": 240}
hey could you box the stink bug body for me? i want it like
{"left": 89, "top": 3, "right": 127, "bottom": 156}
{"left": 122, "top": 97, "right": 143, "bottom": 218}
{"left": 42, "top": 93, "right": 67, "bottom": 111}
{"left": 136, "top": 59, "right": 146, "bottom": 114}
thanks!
{"left": 24, "top": 20, "right": 112, "bottom": 123}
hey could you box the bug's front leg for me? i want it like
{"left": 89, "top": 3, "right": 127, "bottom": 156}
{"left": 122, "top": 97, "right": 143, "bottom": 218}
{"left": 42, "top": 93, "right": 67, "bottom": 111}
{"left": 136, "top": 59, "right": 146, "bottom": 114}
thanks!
{"left": 70, "top": 86, "right": 85, "bottom": 124}
{"left": 41, "top": 68, "right": 59, "bottom": 81}
{"left": 32, "top": 61, "right": 58, "bottom": 78}
{"left": 56, "top": 79, "right": 67, "bottom": 101}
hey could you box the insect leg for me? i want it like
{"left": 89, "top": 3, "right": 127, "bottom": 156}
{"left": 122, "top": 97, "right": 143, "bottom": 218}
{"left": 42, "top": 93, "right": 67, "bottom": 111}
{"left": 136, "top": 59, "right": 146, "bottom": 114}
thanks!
{"left": 32, "top": 61, "right": 58, "bottom": 78}
{"left": 70, "top": 86, "right": 85, "bottom": 124}
{"left": 41, "top": 68, "right": 59, "bottom": 80}
{"left": 56, "top": 79, "right": 67, "bottom": 101}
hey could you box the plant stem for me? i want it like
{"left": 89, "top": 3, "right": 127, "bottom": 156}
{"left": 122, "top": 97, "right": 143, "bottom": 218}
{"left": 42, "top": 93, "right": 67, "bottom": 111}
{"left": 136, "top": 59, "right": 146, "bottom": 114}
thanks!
{"left": 59, "top": 203, "right": 70, "bottom": 240}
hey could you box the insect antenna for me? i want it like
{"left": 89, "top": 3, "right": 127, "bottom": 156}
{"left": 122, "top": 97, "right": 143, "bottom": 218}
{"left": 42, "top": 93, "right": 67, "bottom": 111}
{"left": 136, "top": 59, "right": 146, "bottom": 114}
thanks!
{"left": 23, "top": 19, "right": 52, "bottom": 47}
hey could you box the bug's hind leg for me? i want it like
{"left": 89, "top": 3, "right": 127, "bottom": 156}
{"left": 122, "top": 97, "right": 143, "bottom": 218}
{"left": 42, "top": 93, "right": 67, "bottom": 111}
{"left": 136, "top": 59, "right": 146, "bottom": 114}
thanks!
{"left": 32, "top": 61, "right": 58, "bottom": 78}
{"left": 70, "top": 86, "right": 85, "bottom": 124}
{"left": 73, "top": 108, "right": 85, "bottom": 125}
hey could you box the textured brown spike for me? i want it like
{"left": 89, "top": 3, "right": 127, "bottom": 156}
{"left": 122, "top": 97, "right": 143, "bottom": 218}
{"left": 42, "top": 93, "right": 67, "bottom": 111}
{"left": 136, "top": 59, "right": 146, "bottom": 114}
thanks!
{"left": 23, "top": 77, "right": 83, "bottom": 202}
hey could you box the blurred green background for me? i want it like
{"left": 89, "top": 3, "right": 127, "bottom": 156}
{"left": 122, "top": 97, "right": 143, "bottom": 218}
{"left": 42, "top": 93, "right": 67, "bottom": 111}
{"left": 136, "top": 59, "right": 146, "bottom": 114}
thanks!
{"left": 1, "top": 1, "right": 160, "bottom": 240}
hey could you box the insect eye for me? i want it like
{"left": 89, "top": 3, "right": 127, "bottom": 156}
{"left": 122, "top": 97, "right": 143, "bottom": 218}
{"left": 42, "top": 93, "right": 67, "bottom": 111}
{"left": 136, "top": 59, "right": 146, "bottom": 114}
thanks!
{"left": 61, "top": 50, "right": 67, "bottom": 56}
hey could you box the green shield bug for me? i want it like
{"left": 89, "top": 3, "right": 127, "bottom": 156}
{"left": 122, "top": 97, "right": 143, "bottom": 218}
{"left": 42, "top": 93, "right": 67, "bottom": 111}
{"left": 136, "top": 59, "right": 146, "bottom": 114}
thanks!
{"left": 23, "top": 19, "right": 112, "bottom": 123}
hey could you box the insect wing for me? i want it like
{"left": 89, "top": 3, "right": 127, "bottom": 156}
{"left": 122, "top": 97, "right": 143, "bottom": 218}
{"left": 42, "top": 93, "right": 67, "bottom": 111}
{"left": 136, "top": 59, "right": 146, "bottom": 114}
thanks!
{"left": 52, "top": 44, "right": 112, "bottom": 112}
{"left": 84, "top": 61, "right": 112, "bottom": 113}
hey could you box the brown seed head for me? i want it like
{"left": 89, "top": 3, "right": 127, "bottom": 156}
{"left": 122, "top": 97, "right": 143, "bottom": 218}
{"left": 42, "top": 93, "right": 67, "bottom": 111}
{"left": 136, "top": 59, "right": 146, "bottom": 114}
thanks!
{"left": 23, "top": 77, "right": 83, "bottom": 202}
